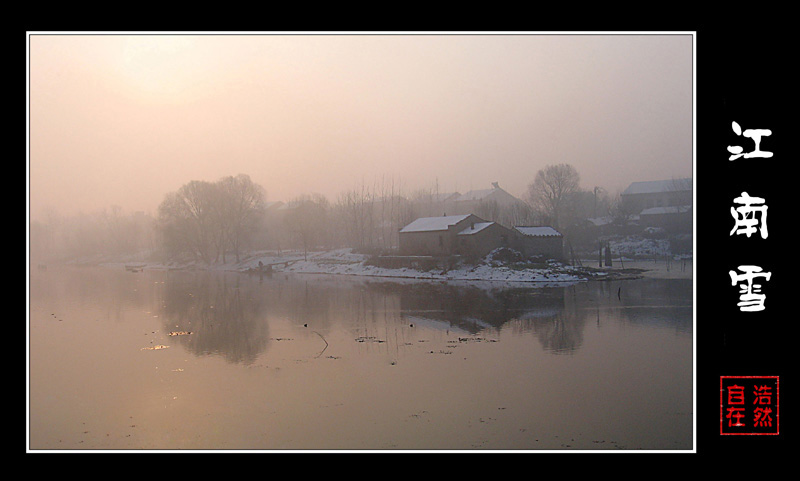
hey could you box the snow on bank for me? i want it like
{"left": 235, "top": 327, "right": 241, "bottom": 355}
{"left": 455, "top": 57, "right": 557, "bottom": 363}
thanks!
{"left": 96, "top": 243, "right": 692, "bottom": 283}
{"left": 236, "top": 248, "right": 588, "bottom": 284}
{"left": 606, "top": 235, "right": 692, "bottom": 260}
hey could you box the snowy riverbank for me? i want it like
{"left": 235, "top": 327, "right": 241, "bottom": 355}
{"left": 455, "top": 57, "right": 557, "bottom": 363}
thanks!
{"left": 240, "top": 248, "right": 589, "bottom": 283}
{"left": 101, "top": 246, "right": 691, "bottom": 283}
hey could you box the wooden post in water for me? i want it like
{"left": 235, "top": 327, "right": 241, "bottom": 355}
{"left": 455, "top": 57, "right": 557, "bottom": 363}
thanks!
{"left": 599, "top": 242, "right": 603, "bottom": 267}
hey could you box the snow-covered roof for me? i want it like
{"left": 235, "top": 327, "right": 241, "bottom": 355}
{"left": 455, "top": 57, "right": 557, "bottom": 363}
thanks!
{"left": 514, "top": 226, "right": 562, "bottom": 237}
{"left": 622, "top": 179, "right": 692, "bottom": 195}
{"left": 399, "top": 214, "right": 473, "bottom": 233}
{"left": 457, "top": 222, "right": 494, "bottom": 236}
{"left": 640, "top": 205, "right": 692, "bottom": 215}
{"left": 587, "top": 216, "right": 613, "bottom": 226}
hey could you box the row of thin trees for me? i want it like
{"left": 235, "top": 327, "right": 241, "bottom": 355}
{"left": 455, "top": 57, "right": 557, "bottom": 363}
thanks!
{"left": 154, "top": 166, "right": 620, "bottom": 263}
{"left": 30, "top": 206, "right": 155, "bottom": 264}
{"left": 31, "top": 164, "right": 650, "bottom": 265}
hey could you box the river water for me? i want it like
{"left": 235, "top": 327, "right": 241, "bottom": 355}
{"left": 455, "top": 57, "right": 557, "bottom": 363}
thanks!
{"left": 28, "top": 265, "right": 693, "bottom": 451}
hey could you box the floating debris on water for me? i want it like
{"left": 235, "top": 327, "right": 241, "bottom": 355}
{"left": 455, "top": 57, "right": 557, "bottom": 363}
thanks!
{"left": 355, "top": 336, "right": 385, "bottom": 343}
{"left": 168, "top": 331, "right": 192, "bottom": 336}
{"left": 141, "top": 345, "right": 170, "bottom": 351}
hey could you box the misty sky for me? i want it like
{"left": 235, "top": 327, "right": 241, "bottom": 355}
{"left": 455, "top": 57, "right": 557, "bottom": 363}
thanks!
{"left": 28, "top": 33, "right": 693, "bottom": 220}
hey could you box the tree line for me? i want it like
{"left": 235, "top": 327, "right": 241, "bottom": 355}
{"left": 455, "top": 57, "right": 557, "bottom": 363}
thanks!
{"left": 31, "top": 164, "right": 673, "bottom": 265}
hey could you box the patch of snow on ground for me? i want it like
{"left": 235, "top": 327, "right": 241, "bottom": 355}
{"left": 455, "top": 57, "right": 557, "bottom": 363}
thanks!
{"left": 608, "top": 236, "right": 672, "bottom": 258}
{"left": 239, "top": 248, "right": 585, "bottom": 284}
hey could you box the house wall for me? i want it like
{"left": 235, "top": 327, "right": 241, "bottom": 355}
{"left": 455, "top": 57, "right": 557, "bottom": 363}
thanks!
{"left": 640, "top": 209, "right": 693, "bottom": 232}
{"left": 622, "top": 191, "right": 691, "bottom": 214}
{"left": 455, "top": 223, "right": 513, "bottom": 257}
{"left": 398, "top": 214, "right": 483, "bottom": 256}
{"left": 398, "top": 231, "right": 450, "bottom": 256}
{"left": 513, "top": 235, "right": 564, "bottom": 260}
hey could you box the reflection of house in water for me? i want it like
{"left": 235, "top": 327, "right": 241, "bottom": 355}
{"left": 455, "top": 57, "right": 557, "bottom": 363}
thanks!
{"left": 395, "top": 283, "right": 567, "bottom": 334}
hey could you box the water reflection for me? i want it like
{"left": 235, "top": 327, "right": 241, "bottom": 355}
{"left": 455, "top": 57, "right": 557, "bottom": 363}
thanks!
{"left": 571, "top": 279, "right": 693, "bottom": 334}
{"left": 152, "top": 272, "right": 692, "bottom": 362}
{"left": 30, "top": 266, "right": 693, "bottom": 450}
{"left": 158, "top": 272, "right": 272, "bottom": 364}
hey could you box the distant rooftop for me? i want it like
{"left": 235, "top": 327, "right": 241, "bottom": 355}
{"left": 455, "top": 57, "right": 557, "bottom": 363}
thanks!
{"left": 456, "top": 188, "right": 496, "bottom": 201}
{"left": 514, "top": 226, "right": 562, "bottom": 237}
{"left": 640, "top": 205, "right": 692, "bottom": 215}
{"left": 454, "top": 182, "right": 510, "bottom": 202}
{"left": 622, "top": 179, "right": 692, "bottom": 195}
{"left": 434, "top": 192, "right": 461, "bottom": 202}
{"left": 399, "top": 214, "right": 474, "bottom": 233}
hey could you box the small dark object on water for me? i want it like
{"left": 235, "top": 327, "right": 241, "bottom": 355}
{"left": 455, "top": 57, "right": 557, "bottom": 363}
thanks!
{"left": 618, "top": 287, "right": 621, "bottom": 300}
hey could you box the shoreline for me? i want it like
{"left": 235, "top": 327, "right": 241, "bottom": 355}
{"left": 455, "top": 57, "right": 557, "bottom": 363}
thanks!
{"left": 90, "top": 248, "right": 692, "bottom": 283}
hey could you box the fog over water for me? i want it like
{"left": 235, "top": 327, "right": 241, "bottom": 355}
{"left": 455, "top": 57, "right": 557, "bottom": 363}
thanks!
{"left": 28, "top": 33, "right": 695, "bottom": 451}
{"left": 28, "top": 33, "right": 693, "bottom": 221}
{"left": 29, "top": 266, "right": 693, "bottom": 450}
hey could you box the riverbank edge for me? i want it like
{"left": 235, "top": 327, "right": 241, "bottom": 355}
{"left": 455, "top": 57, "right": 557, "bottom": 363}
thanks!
{"left": 73, "top": 247, "right": 691, "bottom": 283}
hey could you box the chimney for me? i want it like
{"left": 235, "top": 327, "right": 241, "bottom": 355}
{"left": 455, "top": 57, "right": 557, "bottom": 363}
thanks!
{"left": 491, "top": 182, "right": 499, "bottom": 189}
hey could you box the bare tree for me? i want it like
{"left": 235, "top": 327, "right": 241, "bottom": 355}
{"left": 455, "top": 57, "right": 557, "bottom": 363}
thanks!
{"left": 157, "top": 180, "right": 218, "bottom": 263}
{"left": 526, "top": 163, "right": 581, "bottom": 229}
{"left": 667, "top": 177, "right": 693, "bottom": 210}
{"left": 285, "top": 193, "right": 329, "bottom": 261}
{"left": 608, "top": 190, "right": 637, "bottom": 226}
{"left": 157, "top": 175, "right": 267, "bottom": 264}
{"left": 336, "top": 182, "right": 376, "bottom": 250}
{"left": 217, "top": 174, "right": 266, "bottom": 263}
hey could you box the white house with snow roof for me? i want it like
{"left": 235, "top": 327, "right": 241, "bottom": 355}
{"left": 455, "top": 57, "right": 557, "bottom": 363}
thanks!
{"left": 398, "top": 213, "right": 563, "bottom": 259}
{"left": 398, "top": 214, "right": 515, "bottom": 257}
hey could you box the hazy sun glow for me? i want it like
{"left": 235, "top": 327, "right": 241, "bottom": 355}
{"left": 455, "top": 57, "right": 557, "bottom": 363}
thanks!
{"left": 28, "top": 33, "right": 693, "bottom": 220}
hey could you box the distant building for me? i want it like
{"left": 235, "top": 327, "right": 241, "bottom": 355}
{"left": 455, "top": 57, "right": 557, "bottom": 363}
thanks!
{"left": 620, "top": 178, "right": 692, "bottom": 214}
{"left": 639, "top": 205, "right": 693, "bottom": 230}
{"left": 453, "top": 182, "right": 521, "bottom": 206}
{"left": 452, "top": 182, "right": 523, "bottom": 211}
{"left": 512, "top": 226, "right": 564, "bottom": 260}
{"left": 442, "top": 182, "right": 530, "bottom": 227}
{"left": 620, "top": 178, "right": 692, "bottom": 232}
